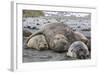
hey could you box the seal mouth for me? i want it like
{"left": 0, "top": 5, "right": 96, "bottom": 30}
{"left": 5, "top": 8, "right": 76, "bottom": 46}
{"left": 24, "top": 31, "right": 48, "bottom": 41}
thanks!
{"left": 77, "top": 51, "right": 87, "bottom": 59}
{"left": 78, "top": 55, "right": 86, "bottom": 59}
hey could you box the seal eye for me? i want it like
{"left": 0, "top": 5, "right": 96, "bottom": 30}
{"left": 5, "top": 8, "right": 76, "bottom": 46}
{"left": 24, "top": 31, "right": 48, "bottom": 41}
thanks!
{"left": 57, "top": 38, "right": 60, "bottom": 40}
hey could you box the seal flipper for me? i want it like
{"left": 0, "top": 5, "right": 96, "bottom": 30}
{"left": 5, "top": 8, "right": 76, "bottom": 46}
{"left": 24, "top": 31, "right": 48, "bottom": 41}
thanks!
{"left": 26, "top": 29, "right": 44, "bottom": 44}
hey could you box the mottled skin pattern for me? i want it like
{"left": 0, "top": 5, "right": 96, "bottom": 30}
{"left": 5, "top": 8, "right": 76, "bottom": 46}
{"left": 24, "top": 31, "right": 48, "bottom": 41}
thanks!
{"left": 67, "top": 41, "right": 89, "bottom": 59}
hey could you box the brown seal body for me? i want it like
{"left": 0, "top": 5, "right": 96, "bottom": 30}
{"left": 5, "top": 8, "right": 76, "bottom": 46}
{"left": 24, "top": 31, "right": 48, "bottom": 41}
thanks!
{"left": 73, "top": 31, "right": 89, "bottom": 45}
{"left": 27, "top": 35, "right": 48, "bottom": 50}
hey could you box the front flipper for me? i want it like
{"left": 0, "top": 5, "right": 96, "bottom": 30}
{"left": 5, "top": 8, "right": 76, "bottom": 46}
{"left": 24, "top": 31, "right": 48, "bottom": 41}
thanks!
{"left": 26, "top": 30, "right": 43, "bottom": 44}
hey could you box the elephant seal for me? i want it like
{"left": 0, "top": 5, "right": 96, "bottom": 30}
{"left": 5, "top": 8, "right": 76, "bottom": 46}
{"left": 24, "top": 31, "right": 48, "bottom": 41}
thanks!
{"left": 27, "top": 35, "right": 48, "bottom": 50}
{"left": 66, "top": 41, "right": 89, "bottom": 59}
{"left": 73, "top": 31, "right": 89, "bottom": 45}
{"left": 26, "top": 22, "right": 73, "bottom": 52}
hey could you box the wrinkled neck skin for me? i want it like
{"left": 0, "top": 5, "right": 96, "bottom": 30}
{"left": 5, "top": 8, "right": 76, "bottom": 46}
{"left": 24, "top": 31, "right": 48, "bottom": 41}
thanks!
{"left": 50, "top": 38, "right": 69, "bottom": 52}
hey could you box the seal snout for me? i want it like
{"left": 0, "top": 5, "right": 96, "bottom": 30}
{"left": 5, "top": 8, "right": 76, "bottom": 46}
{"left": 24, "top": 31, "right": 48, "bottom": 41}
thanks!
{"left": 66, "top": 41, "right": 89, "bottom": 59}
{"left": 52, "top": 34, "right": 69, "bottom": 52}
{"left": 39, "top": 43, "right": 48, "bottom": 50}
{"left": 77, "top": 51, "right": 86, "bottom": 59}
{"left": 79, "top": 55, "right": 86, "bottom": 59}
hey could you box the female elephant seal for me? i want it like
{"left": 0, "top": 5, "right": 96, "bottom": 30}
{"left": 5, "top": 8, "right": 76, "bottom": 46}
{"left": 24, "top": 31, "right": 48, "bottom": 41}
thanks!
{"left": 66, "top": 41, "right": 89, "bottom": 59}
{"left": 27, "top": 35, "right": 48, "bottom": 50}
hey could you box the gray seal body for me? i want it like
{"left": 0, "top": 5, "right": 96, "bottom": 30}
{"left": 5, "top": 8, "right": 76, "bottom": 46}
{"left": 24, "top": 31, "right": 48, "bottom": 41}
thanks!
{"left": 67, "top": 41, "right": 89, "bottom": 59}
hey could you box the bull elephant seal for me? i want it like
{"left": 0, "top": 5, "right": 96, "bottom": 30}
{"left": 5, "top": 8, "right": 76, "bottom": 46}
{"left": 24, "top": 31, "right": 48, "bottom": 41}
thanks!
{"left": 51, "top": 34, "right": 70, "bottom": 52}
{"left": 66, "top": 41, "right": 89, "bottom": 59}
{"left": 26, "top": 22, "right": 89, "bottom": 52}
{"left": 26, "top": 22, "right": 73, "bottom": 52}
{"left": 27, "top": 35, "right": 48, "bottom": 50}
